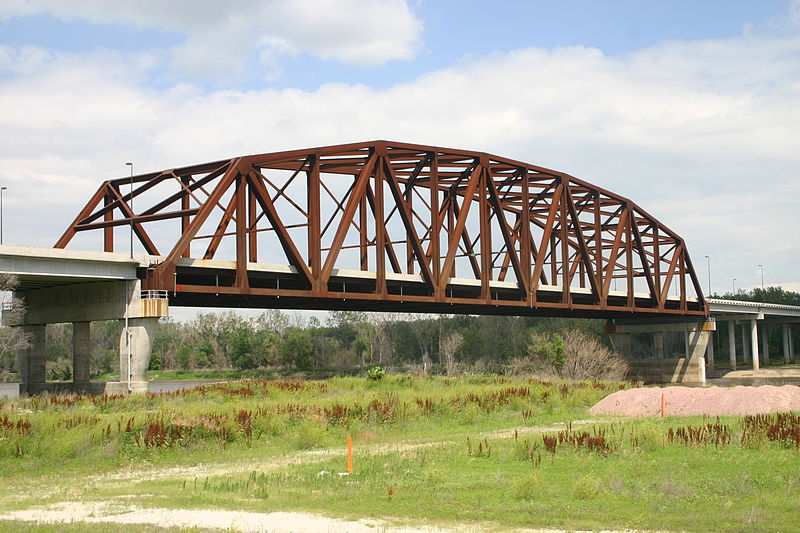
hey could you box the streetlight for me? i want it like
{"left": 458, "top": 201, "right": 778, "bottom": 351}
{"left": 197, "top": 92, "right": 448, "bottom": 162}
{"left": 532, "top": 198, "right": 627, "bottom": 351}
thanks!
{"left": 758, "top": 265, "right": 765, "bottom": 302}
{"left": 0, "top": 186, "right": 6, "bottom": 245}
{"left": 126, "top": 162, "right": 134, "bottom": 258}
{"left": 732, "top": 278, "right": 736, "bottom": 295}
{"left": 704, "top": 255, "right": 711, "bottom": 296}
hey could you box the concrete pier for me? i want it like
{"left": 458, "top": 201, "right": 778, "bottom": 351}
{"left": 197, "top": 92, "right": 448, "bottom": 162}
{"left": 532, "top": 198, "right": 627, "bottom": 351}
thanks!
{"left": 706, "top": 332, "right": 715, "bottom": 370}
{"left": 18, "top": 324, "right": 46, "bottom": 393}
{"left": 760, "top": 324, "right": 770, "bottom": 365}
{"left": 750, "top": 319, "right": 760, "bottom": 370}
{"left": 119, "top": 318, "right": 158, "bottom": 393}
{"left": 608, "top": 319, "right": 713, "bottom": 384}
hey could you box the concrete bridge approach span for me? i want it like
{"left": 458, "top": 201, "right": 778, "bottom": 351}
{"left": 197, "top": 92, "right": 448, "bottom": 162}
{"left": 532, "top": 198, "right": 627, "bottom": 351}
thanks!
{"left": 1, "top": 245, "right": 168, "bottom": 394}
{"left": 607, "top": 299, "right": 800, "bottom": 384}
{"left": 705, "top": 298, "right": 800, "bottom": 372}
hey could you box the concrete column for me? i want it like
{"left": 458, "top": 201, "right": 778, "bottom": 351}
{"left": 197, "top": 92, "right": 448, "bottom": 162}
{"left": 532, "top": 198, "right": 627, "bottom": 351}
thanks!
{"left": 13, "top": 328, "right": 28, "bottom": 386}
{"left": 706, "top": 330, "right": 715, "bottom": 370}
{"left": 728, "top": 320, "right": 737, "bottom": 370}
{"left": 750, "top": 319, "right": 760, "bottom": 370}
{"left": 72, "top": 321, "right": 91, "bottom": 384}
{"left": 18, "top": 324, "right": 46, "bottom": 394}
{"left": 653, "top": 331, "right": 665, "bottom": 358}
{"left": 684, "top": 330, "right": 690, "bottom": 357}
{"left": 686, "top": 327, "right": 710, "bottom": 358}
{"left": 784, "top": 324, "right": 791, "bottom": 364}
{"left": 760, "top": 324, "right": 769, "bottom": 366}
{"left": 119, "top": 317, "right": 157, "bottom": 393}
{"left": 790, "top": 326, "right": 796, "bottom": 363}
{"left": 742, "top": 323, "right": 751, "bottom": 363}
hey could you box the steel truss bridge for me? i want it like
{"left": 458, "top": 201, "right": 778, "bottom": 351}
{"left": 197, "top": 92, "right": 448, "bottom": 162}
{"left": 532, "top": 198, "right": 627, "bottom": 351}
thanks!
{"left": 55, "top": 141, "right": 707, "bottom": 319}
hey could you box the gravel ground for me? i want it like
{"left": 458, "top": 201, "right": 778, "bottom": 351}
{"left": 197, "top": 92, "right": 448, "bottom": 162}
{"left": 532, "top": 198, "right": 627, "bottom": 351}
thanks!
{"left": 589, "top": 384, "right": 800, "bottom": 417}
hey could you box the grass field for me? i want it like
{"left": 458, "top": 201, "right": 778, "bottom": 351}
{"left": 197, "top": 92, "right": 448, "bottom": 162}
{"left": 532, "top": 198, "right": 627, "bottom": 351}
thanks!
{"left": 0, "top": 375, "right": 798, "bottom": 532}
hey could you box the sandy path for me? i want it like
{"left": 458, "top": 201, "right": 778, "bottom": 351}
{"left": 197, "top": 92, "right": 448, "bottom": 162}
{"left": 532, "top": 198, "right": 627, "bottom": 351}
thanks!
{"left": 0, "top": 501, "right": 650, "bottom": 533}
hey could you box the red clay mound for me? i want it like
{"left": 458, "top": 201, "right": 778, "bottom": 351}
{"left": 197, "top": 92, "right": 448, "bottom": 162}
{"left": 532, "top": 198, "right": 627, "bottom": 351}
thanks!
{"left": 589, "top": 385, "right": 800, "bottom": 417}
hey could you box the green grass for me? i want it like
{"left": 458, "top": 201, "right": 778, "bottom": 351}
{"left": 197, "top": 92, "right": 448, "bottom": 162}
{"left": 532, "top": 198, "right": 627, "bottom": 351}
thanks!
{"left": 119, "top": 415, "right": 798, "bottom": 532}
{"left": 146, "top": 368, "right": 277, "bottom": 381}
{"left": 1, "top": 376, "right": 798, "bottom": 532}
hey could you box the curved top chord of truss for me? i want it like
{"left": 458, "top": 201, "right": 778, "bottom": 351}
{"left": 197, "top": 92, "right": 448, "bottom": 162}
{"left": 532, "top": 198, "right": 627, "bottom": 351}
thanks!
{"left": 55, "top": 140, "right": 707, "bottom": 318}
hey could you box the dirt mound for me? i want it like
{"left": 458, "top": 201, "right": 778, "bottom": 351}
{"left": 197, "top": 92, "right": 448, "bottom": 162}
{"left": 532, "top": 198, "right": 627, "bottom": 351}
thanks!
{"left": 589, "top": 385, "right": 800, "bottom": 417}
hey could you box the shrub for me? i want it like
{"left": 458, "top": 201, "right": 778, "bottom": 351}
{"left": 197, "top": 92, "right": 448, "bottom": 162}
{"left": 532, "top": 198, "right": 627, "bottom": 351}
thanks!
{"left": 366, "top": 366, "right": 385, "bottom": 381}
{"left": 528, "top": 329, "right": 628, "bottom": 380}
{"left": 91, "top": 349, "right": 116, "bottom": 376}
{"left": 46, "top": 358, "right": 72, "bottom": 381}
{"left": 574, "top": 473, "right": 604, "bottom": 500}
{"left": 512, "top": 472, "right": 542, "bottom": 501}
{"left": 148, "top": 351, "right": 164, "bottom": 371}
{"left": 293, "top": 420, "right": 328, "bottom": 449}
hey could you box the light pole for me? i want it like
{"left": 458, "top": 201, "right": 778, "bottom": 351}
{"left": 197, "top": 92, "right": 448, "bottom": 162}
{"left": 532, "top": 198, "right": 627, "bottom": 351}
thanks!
{"left": 0, "top": 186, "right": 6, "bottom": 245}
{"left": 126, "top": 162, "right": 134, "bottom": 258}
{"left": 705, "top": 255, "right": 711, "bottom": 296}
{"left": 732, "top": 278, "right": 736, "bottom": 295}
{"left": 758, "top": 265, "right": 765, "bottom": 302}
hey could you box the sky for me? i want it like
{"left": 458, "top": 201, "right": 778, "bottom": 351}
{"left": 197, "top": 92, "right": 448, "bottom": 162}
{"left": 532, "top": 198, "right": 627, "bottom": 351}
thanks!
{"left": 0, "top": 0, "right": 798, "bottom": 321}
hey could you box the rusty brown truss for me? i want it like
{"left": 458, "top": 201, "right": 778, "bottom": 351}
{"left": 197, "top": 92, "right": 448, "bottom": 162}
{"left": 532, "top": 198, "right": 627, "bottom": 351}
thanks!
{"left": 55, "top": 140, "right": 707, "bottom": 318}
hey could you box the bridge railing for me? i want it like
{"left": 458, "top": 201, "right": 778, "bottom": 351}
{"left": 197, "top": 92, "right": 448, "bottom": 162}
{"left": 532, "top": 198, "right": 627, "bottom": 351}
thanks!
{"left": 140, "top": 290, "right": 169, "bottom": 301}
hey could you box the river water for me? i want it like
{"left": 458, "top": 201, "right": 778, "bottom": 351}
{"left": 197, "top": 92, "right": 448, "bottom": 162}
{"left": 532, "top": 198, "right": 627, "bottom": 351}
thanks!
{"left": 0, "top": 380, "right": 221, "bottom": 399}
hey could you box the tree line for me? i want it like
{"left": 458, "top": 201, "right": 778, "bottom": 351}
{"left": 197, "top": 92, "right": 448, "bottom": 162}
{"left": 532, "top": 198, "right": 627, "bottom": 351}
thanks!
{"left": 711, "top": 286, "right": 800, "bottom": 306}
{"left": 1, "top": 304, "right": 606, "bottom": 380}
{"left": 3, "top": 274, "right": 797, "bottom": 381}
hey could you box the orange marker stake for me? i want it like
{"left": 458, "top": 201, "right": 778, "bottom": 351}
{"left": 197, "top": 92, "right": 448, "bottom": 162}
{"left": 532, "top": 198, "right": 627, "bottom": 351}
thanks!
{"left": 347, "top": 435, "right": 353, "bottom": 474}
{"left": 660, "top": 392, "right": 666, "bottom": 419}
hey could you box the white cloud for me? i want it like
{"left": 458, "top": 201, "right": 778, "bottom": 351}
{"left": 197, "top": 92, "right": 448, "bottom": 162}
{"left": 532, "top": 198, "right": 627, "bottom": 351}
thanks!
{"left": 0, "top": 0, "right": 422, "bottom": 78}
{"left": 0, "top": 19, "right": 798, "bottom": 291}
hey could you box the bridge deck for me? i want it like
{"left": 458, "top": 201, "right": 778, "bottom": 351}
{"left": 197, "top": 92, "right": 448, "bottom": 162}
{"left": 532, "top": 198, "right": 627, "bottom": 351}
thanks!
{"left": 168, "top": 256, "right": 699, "bottom": 318}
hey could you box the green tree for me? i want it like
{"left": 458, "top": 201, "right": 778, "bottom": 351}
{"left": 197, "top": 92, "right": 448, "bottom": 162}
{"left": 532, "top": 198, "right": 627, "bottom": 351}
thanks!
{"left": 280, "top": 328, "right": 314, "bottom": 369}
{"left": 229, "top": 326, "right": 258, "bottom": 370}
{"left": 175, "top": 345, "right": 192, "bottom": 370}
{"left": 0, "top": 274, "right": 30, "bottom": 380}
{"left": 195, "top": 340, "right": 214, "bottom": 368}
{"left": 529, "top": 332, "right": 566, "bottom": 374}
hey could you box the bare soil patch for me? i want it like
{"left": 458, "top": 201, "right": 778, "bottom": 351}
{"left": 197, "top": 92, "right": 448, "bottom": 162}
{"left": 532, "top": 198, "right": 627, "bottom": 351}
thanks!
{"left": 589, "top": 385, "right": 800, "bottom": 417}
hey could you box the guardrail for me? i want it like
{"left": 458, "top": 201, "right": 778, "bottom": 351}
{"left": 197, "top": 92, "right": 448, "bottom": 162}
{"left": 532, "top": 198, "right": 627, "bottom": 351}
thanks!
{"left": 140, "top": 290, "right": 169, "bottom": 300}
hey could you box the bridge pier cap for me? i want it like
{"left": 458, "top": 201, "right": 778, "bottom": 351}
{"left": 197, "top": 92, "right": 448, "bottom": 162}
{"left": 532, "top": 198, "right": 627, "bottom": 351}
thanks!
{"left": 34, "top": 140, "right": 707, "bottom": 319}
